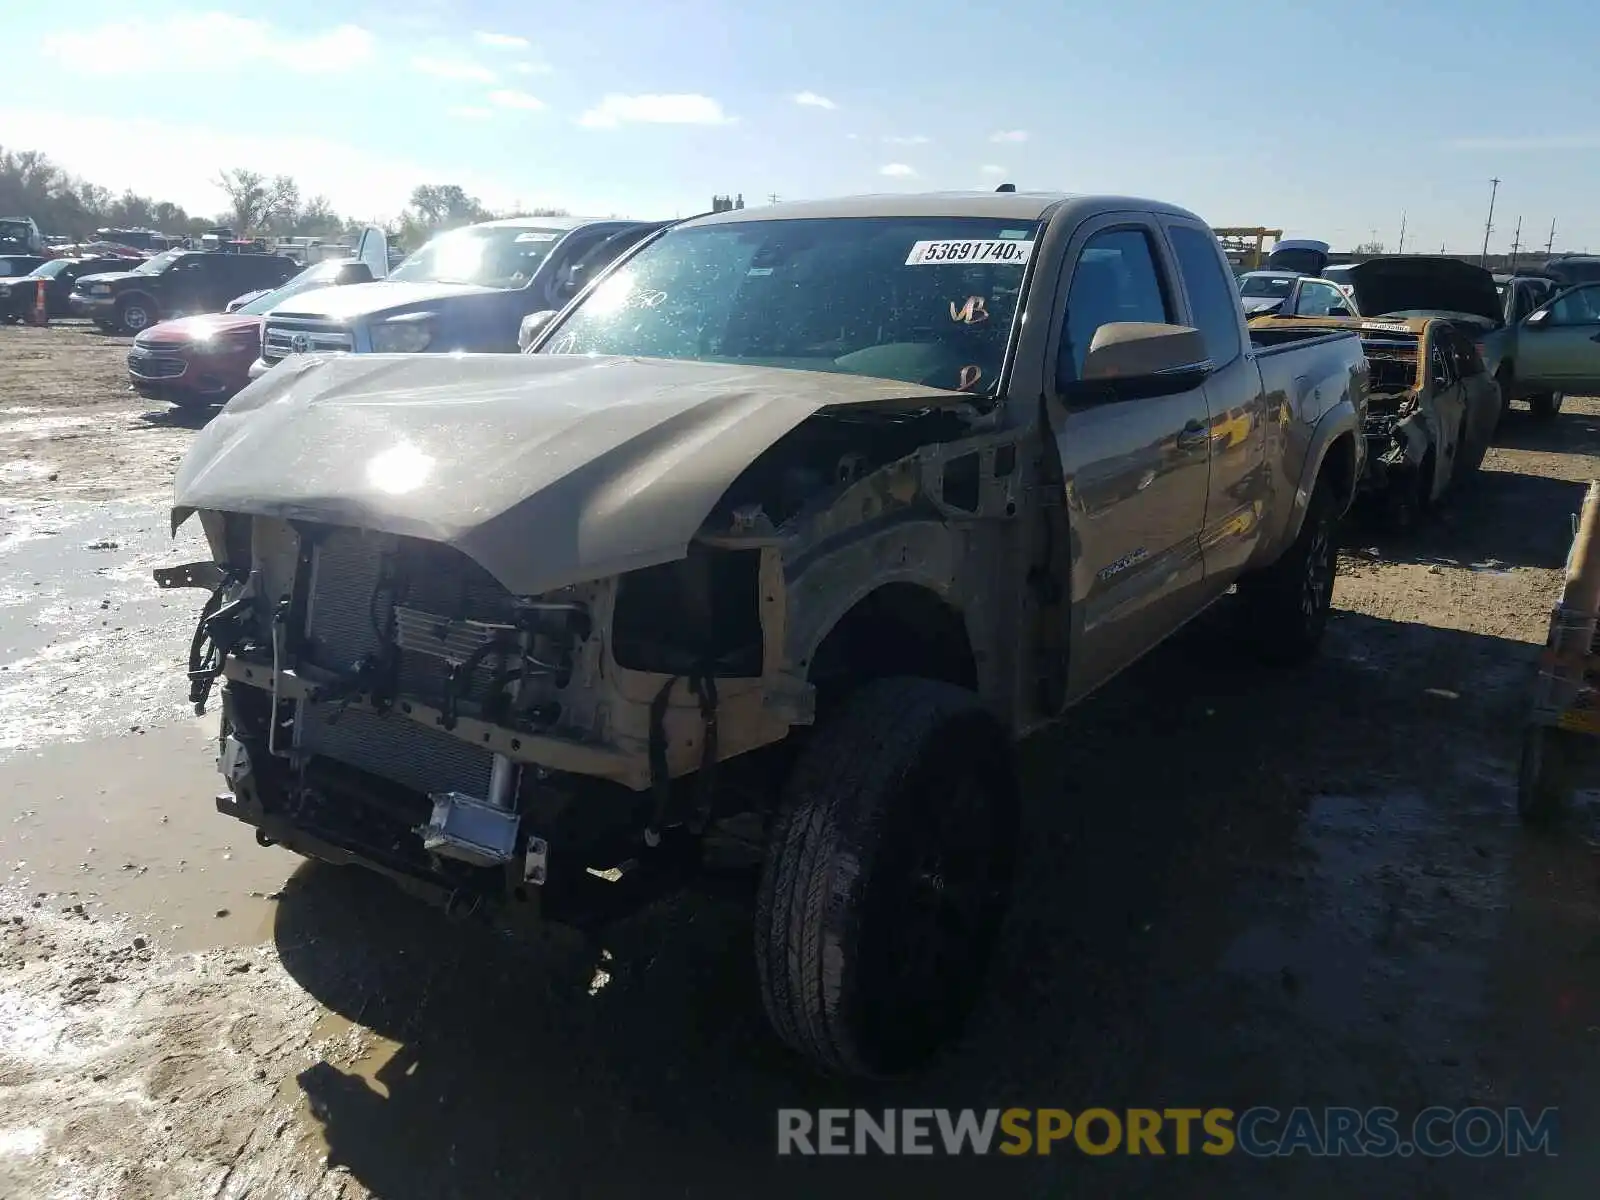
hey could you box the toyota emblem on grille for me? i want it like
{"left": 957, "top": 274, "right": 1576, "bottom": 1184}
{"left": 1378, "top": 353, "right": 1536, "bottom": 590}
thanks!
{"left": 290, "top": 334, "right": 311, "bottom": 353}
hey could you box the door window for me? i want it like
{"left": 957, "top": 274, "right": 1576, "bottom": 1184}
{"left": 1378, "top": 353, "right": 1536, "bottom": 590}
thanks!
{"left": 1059, "top": 228, "right": 1173, "bottom": 387}
{"left": 1545, "top": 285, "right": 1600, "bottom": 327}
{"left": 1291, "top": 281, "right": 1346, "bottom": 317}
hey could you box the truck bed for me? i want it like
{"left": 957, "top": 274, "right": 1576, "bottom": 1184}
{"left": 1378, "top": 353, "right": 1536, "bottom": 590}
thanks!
{"left": 1249, "top": 324, "right": 1361, "bottom": 355}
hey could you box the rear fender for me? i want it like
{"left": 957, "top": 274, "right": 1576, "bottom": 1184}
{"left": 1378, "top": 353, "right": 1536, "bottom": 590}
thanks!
{"left": 1283, "top": 402, "right": 1362, "bottom": 546}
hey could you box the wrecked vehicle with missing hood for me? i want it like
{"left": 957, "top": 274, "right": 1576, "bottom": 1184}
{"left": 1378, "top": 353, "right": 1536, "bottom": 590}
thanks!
{"left": 157, "top": 191, "right": 1366, "bottom": 1077}
{"left": 1252, "top": 312, "right": 1497, "bottom": 525}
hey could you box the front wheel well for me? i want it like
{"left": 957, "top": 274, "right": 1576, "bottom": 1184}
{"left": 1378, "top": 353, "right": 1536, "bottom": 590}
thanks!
{"left": 805, "top": 584, "right": 978, "bottom": 707}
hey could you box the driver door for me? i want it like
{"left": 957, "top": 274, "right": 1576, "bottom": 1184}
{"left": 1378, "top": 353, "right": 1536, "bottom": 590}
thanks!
{"left": 1048, "top": 218, "right": 1213, "bottom": 700}
{"left": 1518, "top": 284, "right": 1600, "bottom": 394}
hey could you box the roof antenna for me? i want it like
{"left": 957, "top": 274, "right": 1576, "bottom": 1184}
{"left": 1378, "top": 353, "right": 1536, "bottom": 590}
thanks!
{"left": 995, "top": 182, "right": 1016, "bottom": 193}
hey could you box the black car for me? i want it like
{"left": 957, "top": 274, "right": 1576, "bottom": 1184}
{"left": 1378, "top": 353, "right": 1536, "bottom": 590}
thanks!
{"left": 0, "top": 256, "right": 141, "bottom": 322}
{"left": 69, "top": 248, "right": 299, "bottom": 334}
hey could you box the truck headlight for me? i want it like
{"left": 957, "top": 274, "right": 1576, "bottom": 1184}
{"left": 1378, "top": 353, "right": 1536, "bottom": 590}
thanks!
{"left": 370, "top": 315, "right": 434, "bottom": 353}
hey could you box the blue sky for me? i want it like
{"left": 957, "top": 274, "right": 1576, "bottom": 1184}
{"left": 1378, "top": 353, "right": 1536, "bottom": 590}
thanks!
{"left": 5, "top": 0, "right": 1599, "bottom": 252}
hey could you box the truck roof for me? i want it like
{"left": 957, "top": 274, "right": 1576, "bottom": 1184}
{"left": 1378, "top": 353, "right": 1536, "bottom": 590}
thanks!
{"left": 471, "top": 215, "right": 629, "bottom": 231}
{"left": 685, "top": 191, "right": 1205, "bottom": 226}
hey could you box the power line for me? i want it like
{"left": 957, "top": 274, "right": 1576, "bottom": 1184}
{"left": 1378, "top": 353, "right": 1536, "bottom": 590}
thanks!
{"left": 1480, "top": 177, "right": 1500, "bottom": 266}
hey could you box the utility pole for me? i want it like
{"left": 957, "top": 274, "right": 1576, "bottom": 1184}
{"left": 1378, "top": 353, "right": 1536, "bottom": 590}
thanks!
{"left": 767, "top": 193, "right": 780, "bottom": 205}
{"left": 1546, "top": 218, "right": 1558, "bottom": 256}
{"left": 1397, "top": 211, "right": 1407, "bottom": 254}
{"left": 1480, "top": 177, "right": 1500, "bottom": 266}
{"left": 1509, "top": 216, "right": 1523, "bottom": 271}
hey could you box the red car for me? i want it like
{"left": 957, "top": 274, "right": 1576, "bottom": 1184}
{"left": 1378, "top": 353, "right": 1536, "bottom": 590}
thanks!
{"left": 127, "top": 311, "right": 264, "bottom": 406}
{"left": 126, "top": 257, "right": 380, "bottom": 408}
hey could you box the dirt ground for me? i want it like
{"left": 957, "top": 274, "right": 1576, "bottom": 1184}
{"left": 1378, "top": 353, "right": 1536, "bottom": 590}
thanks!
{"left": 4, "top": 321, "right": 1600, "bottom": 1198}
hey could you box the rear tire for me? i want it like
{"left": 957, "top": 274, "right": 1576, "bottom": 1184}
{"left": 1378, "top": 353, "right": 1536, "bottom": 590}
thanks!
{"left": 1529, "top": 392, "right": 1563, "bottom": 420}
{"left": 1238, "top": 475, "right": 1338, "bottom": 666}
{"left": 755, "top": 677, "right": 1018, "bottom": 1077}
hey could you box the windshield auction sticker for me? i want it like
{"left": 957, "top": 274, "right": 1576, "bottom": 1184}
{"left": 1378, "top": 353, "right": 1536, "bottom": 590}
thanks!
{"left": 906, "top": 239, "right": 1035, "bottom": 266}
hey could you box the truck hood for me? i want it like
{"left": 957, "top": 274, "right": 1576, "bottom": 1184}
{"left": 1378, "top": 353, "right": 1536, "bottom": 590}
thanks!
{"left": 171, "top": 352, "right": 967, "bottom": 596}
{"left": 268, "top": 278, "right": 500, "bottom": 320}
{"left": 75, "top": 270, "right": 145, "bottom": 289}
{"left": 1343, "top": 257, "right": 1502, "bottom": 326}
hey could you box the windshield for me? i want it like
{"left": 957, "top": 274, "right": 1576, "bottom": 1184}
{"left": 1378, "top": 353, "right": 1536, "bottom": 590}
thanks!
{"left": 234, "top": 260, "right": 356, "bottom": 316}
{"left": 1239, "top": 274, "right": 1295, "bottom": 297}
{"left": 133, "top": 249, "right": 185, "bottom": 276}
{"left": 27, "top": 260, "right": 72, "bottom": 279}
{"left": 539, "top": 216, "right": 1039, "bottom": 396}
{"left": 389, "top": 225, "right": 567, "bottom": 289}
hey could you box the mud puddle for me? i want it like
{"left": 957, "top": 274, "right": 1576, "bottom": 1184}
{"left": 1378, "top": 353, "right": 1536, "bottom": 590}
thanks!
{"left": 0, "top": 500, "right": 205, "bottom": 759}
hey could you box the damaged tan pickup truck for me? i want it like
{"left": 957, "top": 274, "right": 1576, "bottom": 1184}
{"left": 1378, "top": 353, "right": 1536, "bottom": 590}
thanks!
{"left": 156, "top": 192, "right": 1367, "bottom": 1077}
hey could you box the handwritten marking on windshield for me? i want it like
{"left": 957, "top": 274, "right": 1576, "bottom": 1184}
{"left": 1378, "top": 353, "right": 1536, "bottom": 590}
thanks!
{"left": 958, "top": 364, "right": 983, "bottom": 391}
{"left": 950, "top": 296, "right": 990, "bottom": 325}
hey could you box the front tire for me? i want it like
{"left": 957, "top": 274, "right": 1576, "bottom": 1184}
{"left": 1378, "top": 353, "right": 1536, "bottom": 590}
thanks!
{"left": 755, "top": 677, "right": 1019, "bottom": 1077}
{"left": 1518, "top": 724, "right": 1576, "bottom": 828}
{"left": 115, "top": 295, "right": 156, "bottom": 335}
{"left": 1529, "top": 391, "right": 1563, "bottom": 420}
{"left": 1238, "top": 476, "right": 1339, "bottom": 666}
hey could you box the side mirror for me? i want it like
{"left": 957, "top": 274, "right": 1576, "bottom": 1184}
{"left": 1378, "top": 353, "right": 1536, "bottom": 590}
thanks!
{"left": 1070, "top": 322, "right": 1211, "bottom": 401}
{"left": 518, "top": 310, "right": 560, "bottom": 352}
{"left": 335, "top": 262, "right": 375, "bottom": 285}
{"left": 1328, "top": 304, "right": 1351, "bottom": 318}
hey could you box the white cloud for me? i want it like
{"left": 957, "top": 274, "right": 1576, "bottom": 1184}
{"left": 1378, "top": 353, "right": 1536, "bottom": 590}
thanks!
{"left": 981, "top": 164, "right": 1007, "bottom": 176}
{"left": 489, "top": 89, "right": 546, "bottom": 112}
{"left": 578, "top": 94, "right": 733, "bottom": 129}
{"left": 880, "top": 163, "right": 917, "bottom": 178}
{"left": 474, "top": 31, "right": 530, "bottom": 50}
{"left": 449, "top": 106, "right": 494, "bottom": 120}
{"left": 40, "top": 12, "right": 373, "bottom": 74}
{"left": 793, "top": 92, "right": 837, "bottom": 110}
{"left": 990, "top": 130, "right": 1029, "bottom": 143}
{"left": 884, "top": 134, "right": 931, "bottom": 146}
{"left": 412, "top": 55, "right": 497, "bottom": 82}
{"left": 512, "top": 61, "right": 550, "bottom": 75}
{"left": 0, "top": 107, "right": 515, "bottom": 222}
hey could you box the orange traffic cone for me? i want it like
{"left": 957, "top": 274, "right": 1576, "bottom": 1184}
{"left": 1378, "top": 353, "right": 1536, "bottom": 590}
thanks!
{"left": 27, "top": 280, "right": 47, "bottom": 327}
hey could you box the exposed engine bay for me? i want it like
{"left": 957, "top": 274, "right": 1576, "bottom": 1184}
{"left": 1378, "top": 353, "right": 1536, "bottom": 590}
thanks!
{"left": 1354, "top": 330, "right": 1438, "bottom": 501}
{"left": 154, "top": 396, "right": 1024, "bottom": 923}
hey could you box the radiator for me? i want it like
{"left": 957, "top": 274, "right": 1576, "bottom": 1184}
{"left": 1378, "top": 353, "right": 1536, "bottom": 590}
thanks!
{"left": 294, "top": 526, "right": 510, "bottom": 798}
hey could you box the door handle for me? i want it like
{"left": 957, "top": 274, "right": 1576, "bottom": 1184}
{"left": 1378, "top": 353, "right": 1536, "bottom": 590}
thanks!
{"left": 1176, "top": 420, "right": 1209, "bottom": 451}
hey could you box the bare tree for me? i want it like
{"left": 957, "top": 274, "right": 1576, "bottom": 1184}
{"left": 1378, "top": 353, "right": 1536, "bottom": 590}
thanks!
{"left": 1353, "top": 240, "right": 1386, "bottom": 255}
{"left": 216, "top": 168, "right": 271, "bottom": 231}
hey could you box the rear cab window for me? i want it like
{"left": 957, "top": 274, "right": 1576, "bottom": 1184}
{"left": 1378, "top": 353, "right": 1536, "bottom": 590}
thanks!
{"left": 1166, "top": 224, "right": 1243, "bottom": 366}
